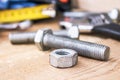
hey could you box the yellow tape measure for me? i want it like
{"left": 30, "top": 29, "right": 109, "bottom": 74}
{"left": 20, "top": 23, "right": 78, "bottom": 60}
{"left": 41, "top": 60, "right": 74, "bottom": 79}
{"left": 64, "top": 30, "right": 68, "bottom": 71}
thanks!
{"left": 0, "top": 4, "right": 56, "bottom": 23}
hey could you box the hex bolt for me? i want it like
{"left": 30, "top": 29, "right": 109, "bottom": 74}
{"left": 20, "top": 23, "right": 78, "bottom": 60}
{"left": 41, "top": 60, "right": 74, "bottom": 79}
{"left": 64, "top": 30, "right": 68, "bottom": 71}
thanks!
{"left": 9, "top": 27, "right": 79, "bottom": 44}
{"left": 34, "top": 29, "right": 110, "bottom": 61}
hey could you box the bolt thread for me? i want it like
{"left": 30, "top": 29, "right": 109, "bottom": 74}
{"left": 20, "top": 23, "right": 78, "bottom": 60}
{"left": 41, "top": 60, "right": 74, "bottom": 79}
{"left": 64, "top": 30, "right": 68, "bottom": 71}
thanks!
{"left": 43, "top": 34, "right": 110, "bottom": 61}
{"left": 9, "top": 32, "right": 36, "bottom": 44}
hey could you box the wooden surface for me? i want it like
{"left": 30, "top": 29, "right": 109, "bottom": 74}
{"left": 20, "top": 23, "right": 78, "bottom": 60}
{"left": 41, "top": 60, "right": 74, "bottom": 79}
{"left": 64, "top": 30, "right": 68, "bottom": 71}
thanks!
{"left": 0, "top": 18, "right": 120, "bottom": 80}
{"left": 78, "top": 0, "right": 120, "bottom": 12}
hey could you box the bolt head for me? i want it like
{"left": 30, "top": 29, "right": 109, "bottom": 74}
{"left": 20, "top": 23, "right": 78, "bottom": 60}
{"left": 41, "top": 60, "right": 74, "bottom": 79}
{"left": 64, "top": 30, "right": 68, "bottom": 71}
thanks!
{"left": 68, "top": 26, "right": 80, "bottom": 39}
{"left": 34, "top": 28, "right": 53, "bottom": 51}
{"left": 50, "top": 49, "right": 78, "bottom": 68}
{"left": 108, "top": 8, "right": 120, "bottom": 21}
{"left": 59, "top": 21, "right": 72, "bottom": 29}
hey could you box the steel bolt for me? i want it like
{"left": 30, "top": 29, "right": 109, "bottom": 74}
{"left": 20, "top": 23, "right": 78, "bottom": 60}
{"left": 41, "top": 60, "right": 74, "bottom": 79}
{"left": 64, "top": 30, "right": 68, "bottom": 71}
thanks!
{"left": 34, "top": 28, "right": 110, "bottom": 61}
{"left": 9, "top": 27, "right": 79, "bottom": 44}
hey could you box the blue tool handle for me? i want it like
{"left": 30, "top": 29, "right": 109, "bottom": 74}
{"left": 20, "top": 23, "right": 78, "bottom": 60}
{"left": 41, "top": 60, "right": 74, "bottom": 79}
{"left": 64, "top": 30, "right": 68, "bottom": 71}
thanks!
{"left": 92, "top": 23, "right": 120, "bottom": 40}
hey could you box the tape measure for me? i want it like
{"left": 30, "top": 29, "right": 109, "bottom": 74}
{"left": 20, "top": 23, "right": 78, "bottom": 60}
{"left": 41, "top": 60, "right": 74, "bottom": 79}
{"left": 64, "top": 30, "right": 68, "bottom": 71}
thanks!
{"left": 0, "top": 4, "right": 56, "bottom": 23}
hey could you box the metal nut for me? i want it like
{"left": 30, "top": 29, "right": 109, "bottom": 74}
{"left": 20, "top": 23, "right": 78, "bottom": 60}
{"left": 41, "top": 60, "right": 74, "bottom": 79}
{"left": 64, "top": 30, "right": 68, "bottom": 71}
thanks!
{"left": 34, "top": 28, "right": 53, "bottom": 51}
{"left": 49, "top": 49, "right": 78, "bottom": 68}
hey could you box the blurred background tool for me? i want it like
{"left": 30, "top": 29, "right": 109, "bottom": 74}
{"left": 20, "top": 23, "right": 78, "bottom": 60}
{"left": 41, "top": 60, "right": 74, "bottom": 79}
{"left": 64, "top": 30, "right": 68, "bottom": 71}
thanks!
{"left": 0, "top": 0, "right": 57, "bottom": 30}
{"left": 0, "top": 20, "right": 32, "bottom": 30}
{"left": 60, "top": 9, "right": 120, "bottom": 40}
{"left": 0, "top": 4, "right": 56, "bottom": 23}
{"left": 29, "top": 0, "right": 71, "bottom": 11}
{"left": 0, "top": 0, "right": 71, "bottom": 11}
{"left": 0, "top": 0, "right": 72, "bottom": 30}
{"left": 0, "top": 0, "right": 9, "bottom": 10}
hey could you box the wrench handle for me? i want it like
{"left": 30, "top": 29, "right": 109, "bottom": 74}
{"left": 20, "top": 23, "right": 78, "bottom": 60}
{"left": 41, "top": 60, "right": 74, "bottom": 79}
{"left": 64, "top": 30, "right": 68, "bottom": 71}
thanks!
{"left": 92, "top": 23, "right": 120, "bottom": 40}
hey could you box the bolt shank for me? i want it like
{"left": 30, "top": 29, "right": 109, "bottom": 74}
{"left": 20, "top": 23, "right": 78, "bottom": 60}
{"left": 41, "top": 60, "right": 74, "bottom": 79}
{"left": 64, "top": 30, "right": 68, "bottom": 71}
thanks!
{"left": 9, "top": 32, "right": 36, "bottom": 44}
{"left": 43, "top": 34, "right": 110, "bottom": 61}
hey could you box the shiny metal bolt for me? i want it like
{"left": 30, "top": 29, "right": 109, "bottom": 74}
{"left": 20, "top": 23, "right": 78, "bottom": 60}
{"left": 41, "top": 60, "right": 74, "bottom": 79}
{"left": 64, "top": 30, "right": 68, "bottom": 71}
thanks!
{"left": 34, "top": 28, "right": 110, "bottom": 61}
{"left": 9, "top": 27, "right": 79, "bottom": 44}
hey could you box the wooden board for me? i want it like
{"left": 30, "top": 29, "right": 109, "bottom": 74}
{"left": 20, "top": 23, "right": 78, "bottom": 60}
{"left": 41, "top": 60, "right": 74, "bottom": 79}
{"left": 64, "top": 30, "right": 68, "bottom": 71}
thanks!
{"left": 0, "top": 18, "right": 120, "bottom": 80}
{"left": 78, "top": 0, "right": 120, "bottom": 12}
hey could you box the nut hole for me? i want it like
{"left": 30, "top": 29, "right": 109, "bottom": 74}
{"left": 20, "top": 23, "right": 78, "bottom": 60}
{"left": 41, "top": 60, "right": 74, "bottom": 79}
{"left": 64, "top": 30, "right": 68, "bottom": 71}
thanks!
{"left": 55, "top": 51, "right": 69, "bottom": 55}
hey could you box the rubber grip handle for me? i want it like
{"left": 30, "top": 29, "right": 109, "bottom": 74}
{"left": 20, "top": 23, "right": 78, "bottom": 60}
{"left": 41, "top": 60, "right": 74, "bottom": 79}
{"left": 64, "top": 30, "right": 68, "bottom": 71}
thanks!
{"left": 92, "top": 23, "right": 120, "bottom": 40}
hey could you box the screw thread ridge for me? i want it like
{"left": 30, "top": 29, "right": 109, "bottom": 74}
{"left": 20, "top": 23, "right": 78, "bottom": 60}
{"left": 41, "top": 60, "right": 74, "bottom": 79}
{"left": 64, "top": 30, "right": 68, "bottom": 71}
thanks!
{"left": 43, "top": 34, "right": 110, "bottom": 60}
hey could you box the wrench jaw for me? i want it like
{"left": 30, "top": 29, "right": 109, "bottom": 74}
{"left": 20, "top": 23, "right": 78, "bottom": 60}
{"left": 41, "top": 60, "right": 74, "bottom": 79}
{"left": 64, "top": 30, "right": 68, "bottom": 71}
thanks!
{"left": 60, "top": 11, "right": 116, "bottom": 34}
{"left": 59, "top": 21, "right": 94, "bottom": 33}
{"left": 59, "top": 21, "right": 73, "bottom": 29}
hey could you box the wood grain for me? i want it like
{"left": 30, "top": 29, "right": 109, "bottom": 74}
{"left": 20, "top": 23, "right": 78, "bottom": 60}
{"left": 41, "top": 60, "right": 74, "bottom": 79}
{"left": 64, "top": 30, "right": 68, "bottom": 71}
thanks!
{"left": 0, "top": 18, "right": 120, "bottom": 80}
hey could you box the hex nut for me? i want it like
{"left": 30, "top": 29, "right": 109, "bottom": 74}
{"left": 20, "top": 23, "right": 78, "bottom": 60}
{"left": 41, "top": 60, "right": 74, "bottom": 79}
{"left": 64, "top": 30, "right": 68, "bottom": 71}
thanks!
{"left": 34, "top": 28, "right": 53, "bottom": 51}
{"left": 49, "top": 49, "right": 78, "bottom": 68}
{"left": 68, "top": 26, "right": 80, "bottom": 39}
